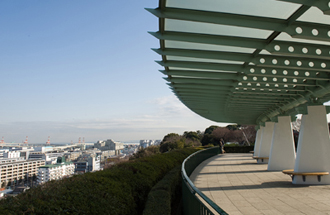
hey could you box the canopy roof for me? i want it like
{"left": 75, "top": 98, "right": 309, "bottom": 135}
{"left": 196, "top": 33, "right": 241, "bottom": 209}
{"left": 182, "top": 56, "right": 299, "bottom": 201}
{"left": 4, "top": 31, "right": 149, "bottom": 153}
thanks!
{"left": 148, "top": 0, "right": 330, "bottom": 125}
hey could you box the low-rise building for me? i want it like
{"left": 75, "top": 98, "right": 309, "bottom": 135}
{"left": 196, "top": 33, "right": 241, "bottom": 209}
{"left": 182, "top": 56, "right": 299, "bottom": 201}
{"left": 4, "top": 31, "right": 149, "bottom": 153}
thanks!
{"left": 11, "top": 147, "right": 34, "bottom": 160}
{"left": 74, "top": 161, "right": 89, "bottom": 173}
{"left": 139, "top": 140, "right": 161, "bottom": 149}
{"left": 94, "top": 140, "right": 106, "bottom": 149}
{"left": 74, "top": 153, "right": 101, "bottom": 173}
{"left": 100, "top": 150, "right": 115, "bottom": 160}
{"left": 0, "top": 189, "right": 13, "bottom": 198}
{"left": 94, "top": 139, "right": 124, "bottom": 155}
{"left": 37, "top": 157, "right": 74, "bottom": 185}
{"left": 122, "top": 145, "right": 139, "bottom": 156}
{"left": 34, "top": 146, "right": 53, "bottom": 153}
{"left": 0, "top": 150, "right": 8, "bottom": 158}
{"left": 29, "top": 152, "right": 64, "bottom": 165}
{"left": 12, "top": 186, "right": 29, "bottom": 195}
{"left": 88, "top": 153, "right": 101, "bottom": 172}
{"left": 3, "top": 151, "right": 20, "bottom": 158}
{"left": 64, "top": 151, "right": 82, "bottom": 162}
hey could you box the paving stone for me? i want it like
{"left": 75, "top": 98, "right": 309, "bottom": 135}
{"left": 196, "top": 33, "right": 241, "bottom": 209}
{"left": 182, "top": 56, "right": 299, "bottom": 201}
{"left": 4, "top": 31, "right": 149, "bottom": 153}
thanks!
{"left": 259, "top": 209, "right": 285, "bottom": 215}
{"left": 190, "top": 153, "right": 330, "bottom": 215}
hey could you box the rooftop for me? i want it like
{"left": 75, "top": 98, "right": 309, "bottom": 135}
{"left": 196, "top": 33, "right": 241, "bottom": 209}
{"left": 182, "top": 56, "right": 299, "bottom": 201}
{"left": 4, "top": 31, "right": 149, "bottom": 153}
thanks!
{"left": 39, "top": 162, "right": 73, "bottom": 169}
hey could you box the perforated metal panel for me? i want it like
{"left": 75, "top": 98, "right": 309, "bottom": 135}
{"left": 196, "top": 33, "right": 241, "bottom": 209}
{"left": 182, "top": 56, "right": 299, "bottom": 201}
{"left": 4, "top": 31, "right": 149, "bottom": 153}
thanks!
{"left": 148, "top": 0, "right": 330, "bottom": 125}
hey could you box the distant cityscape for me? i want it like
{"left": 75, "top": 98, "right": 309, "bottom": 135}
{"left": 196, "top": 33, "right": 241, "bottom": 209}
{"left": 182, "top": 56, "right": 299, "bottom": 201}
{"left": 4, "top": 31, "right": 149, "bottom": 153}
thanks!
{"left": 0, "top": 138, "right": 161, "bottom": 198}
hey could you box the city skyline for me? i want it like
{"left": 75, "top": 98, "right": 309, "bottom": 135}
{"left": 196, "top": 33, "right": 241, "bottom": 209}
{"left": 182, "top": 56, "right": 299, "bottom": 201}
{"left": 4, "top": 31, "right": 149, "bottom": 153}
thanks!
{"left": 0, "top": 1, "right": 228, "bottom": 143}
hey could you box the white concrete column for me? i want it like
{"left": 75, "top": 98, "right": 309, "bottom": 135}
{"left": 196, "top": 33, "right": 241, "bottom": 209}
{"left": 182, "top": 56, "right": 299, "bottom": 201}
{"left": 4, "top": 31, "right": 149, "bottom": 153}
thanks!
{"left": 268, "top": 116, "right": 296, "bottom": 171}
{"left": 257, "top": 121, "right": 275, "bottom": 163}
{"left": 253, "top": 128, "right": 263, "bottom": 157}
{"left": 293, "top": 105, "right": 330, "bottom": 184}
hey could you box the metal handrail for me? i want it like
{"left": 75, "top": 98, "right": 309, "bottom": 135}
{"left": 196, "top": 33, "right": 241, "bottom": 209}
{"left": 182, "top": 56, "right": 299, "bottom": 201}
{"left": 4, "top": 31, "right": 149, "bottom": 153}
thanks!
{"left": 181, "top": 147, "right": 228, "bottom": 215}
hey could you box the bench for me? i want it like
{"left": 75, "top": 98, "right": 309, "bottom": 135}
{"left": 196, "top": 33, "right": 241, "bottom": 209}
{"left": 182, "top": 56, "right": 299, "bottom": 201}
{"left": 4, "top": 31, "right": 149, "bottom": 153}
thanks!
{"left": 252, "top": 156, "right": 268, "bottom": 163}
{"left": 282, "top": 169, "right": 329, "bottom": 182}
{"left": 249, "top": 151, "right": 254, "bottom": 154}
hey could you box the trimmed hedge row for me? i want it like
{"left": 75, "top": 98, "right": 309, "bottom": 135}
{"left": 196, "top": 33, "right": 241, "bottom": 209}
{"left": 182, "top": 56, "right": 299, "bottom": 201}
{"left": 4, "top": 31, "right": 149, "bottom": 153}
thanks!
{"left": 224, "top": 145, "right": 254, "bottom": 153}
{"left": 0, "top": 148, "right": 199, "bottom": 215}
{"left": 143, "top": 166, "right": 182, "bottom": 215}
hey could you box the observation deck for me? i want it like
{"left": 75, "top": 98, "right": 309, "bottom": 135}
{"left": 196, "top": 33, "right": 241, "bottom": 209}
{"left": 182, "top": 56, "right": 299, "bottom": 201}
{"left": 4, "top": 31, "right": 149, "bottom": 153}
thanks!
{"left": 191, "top": 153, "right": 330, "bottom": 215}
{"left": 149, "top": 0, "right": 330, "bottom": 186}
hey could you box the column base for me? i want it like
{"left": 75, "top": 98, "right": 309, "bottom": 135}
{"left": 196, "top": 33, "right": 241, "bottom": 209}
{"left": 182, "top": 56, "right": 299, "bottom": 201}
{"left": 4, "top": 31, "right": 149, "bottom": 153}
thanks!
{"left": 253, "top": 157, "right": 269, "bottom": 164}
{"left": 292, "top": 174, "right": 330, "bottom": 185}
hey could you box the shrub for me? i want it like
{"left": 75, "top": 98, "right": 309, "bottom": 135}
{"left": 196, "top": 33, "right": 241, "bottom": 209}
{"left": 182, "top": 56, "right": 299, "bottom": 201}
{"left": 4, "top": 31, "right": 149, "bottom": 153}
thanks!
{"left": 0, "top": 148, "right": 199, "bottom": 215}
{"left": 143, "top": 190, "right": 171, "bottom": 215}
{"left": 224, "top": 145, "right": 254, "bottom": 153}
{"left": 143, "top": 166, "right": 182, "bottom": 215}
{"left": 159, "top": 139, "right": 185, "bottom": 153}
{"left": 130, "top": 145, "right": 160, "bottom": 160}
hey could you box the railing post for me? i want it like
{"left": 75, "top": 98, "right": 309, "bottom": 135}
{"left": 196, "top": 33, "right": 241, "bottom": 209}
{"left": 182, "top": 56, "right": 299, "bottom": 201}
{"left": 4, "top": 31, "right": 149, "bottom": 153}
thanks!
{"left": 181, "top": 147, "right": 228, "bottom": 215}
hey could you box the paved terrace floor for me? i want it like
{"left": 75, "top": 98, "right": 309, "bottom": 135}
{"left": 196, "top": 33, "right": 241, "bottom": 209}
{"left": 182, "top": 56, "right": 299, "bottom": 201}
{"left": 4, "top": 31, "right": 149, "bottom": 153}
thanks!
{"left": 190, "top": 153, "right": 330, "bottom": 215}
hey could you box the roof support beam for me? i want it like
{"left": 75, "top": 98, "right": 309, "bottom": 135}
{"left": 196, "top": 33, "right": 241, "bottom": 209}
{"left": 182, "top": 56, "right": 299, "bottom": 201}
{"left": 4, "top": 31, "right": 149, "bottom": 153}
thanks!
{"left": 147, "top": 7, "right": 330, "bottom": 41}
{"left": 154, "top": 49, "right": 330, "bottom": 72}
{"left": 277, "top": 0, "right": 330, "bottom": 15}
{"left": 165, "top": 77, "right": 236, "bottom": 86}
{"left": 162, "top": 69, "right": 240, "bottom": 80}
{"left": 150, "top": 31, "right": 330, "bottom": 59}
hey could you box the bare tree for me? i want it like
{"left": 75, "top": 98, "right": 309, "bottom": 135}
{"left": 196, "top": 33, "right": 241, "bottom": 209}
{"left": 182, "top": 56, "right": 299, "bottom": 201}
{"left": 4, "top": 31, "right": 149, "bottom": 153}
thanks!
{"left": 212, "top": 127, "right": 231, "bottom": 142}
{"left": 239, "top": 125, "right": 257, "bottom": 145}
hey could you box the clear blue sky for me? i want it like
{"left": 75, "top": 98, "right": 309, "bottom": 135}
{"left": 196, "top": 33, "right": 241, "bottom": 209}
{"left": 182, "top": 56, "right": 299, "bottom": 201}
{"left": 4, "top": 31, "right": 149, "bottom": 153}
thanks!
{"left": 0, "top": 1, "right": 224, "bottom": 143}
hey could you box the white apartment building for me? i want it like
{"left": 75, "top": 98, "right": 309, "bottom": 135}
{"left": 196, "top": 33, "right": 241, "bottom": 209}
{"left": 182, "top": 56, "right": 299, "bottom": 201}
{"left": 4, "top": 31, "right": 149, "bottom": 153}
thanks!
{"left": 0, "top": 158, "right": 45, "bottom": 187}
{"left": 37, "top": 157, "right": 74, "bottom": 184}
{"left": 87, "top": 153, "right": 101, "bottom": 172}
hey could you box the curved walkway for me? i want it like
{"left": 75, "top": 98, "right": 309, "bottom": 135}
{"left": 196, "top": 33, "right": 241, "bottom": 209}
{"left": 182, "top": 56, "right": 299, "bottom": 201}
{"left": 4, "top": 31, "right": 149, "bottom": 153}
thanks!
{"left": 190, "top": 153, "right": 330, "bottom": 215}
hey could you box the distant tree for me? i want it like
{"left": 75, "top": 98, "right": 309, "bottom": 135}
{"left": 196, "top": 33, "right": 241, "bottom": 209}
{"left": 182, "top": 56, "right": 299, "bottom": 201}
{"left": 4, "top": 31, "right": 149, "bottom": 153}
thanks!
{"left": 159, "top": 132, "right": 201, "bottom": 153}
{"left": 201, "top": 126, "right": 220, "bottom": 146}
{"left": 204, "top": 125, "right": 219, "bottom": 135}
{"left": 183, "top": 138, "right": 202, "bottom": 148}
{"left": 232, "top": 130, "right": 245, "bottom": 143}
{"left": 239, "top": 125, "right": 257, "bottom": 145}
{"left": 161, "top": 133, "right": 180, "bottom": 144}
{"left": 212, "top": 127, "right": 231, "bottom": 143}
{"left": 130, "top": 146, "right": 160, "bottom": 160}
{"left": 201, "top": 134, "right": 215, "bottom": 146}
{"left": 196, "top": 130, "right": 204, "bottom": 139}
{"left": 226, "top": 124, "right": 241, "bottom": 131}
{"left": 183, "top": 131, "right": 201, "bottom": 141}
{"left": 159, "top": 138, "right": 185, "bottom": 153}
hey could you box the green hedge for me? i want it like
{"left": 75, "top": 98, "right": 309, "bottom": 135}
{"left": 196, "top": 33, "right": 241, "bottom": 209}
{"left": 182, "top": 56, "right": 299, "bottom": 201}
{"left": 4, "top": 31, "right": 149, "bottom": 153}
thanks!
{"left": 0, "top": 148, "right": 199, "bottom": 215}
{"left": 143, "top": 190, "right": 171, "bottom": 215}
{"left": 224, "top": 145, "right": 254, "bottom": 153}
{"left": 143, "top": 166, "right": 182, "bottom": 215}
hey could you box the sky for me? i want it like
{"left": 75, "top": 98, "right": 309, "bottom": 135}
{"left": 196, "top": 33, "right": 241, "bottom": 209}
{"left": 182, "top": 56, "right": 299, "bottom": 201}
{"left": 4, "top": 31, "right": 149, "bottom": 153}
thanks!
{"left": 0, "top": 1, "right": 227, "bottom": 144}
